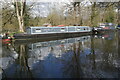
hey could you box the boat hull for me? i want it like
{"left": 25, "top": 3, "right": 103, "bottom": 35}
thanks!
{"left": 13, "top": 31, "right": 92, "bottom": 40}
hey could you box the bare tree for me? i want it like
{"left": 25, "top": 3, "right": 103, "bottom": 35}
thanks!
{"left": 14, "top": 0, "right": 26, "bottom": 32}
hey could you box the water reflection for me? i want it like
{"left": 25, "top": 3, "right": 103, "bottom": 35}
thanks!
{"left": 2, "top": 44, "right": 33, "bottom": 78}
{"left": 1, "top": 31, "right": 120, "bottom": 78}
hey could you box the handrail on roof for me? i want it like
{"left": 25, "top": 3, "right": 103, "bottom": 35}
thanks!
{"left": 27, "top": 26, "right": 90, "bottom": 28}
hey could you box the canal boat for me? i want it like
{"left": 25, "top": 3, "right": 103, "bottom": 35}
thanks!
{"left": 26, "top": 26, "right": 92, "bottom": 34}
{"left": 13, "top": 26, "right": 92, "bottom": 39}
{"left": 117, "top": 25, "right": 120, "bottom": 29}
{"left": 93, "top": 23, "right": 116, "bottom": 33}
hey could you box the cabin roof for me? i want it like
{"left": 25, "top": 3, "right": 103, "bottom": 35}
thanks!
{"left": 27, "top": 26, "right": 90, "bottom": 29}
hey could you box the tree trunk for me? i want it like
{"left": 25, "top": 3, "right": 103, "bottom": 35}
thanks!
{"left": 91, "top": 2, "right": 96, "bottom": 27}
{"left": 17, "top": 16, "right": 24, "bottom": 32}
{"left": 118, "top": 2, "right": 120, "bottom": 25}
{"left": 14, "top": 0, "right": 26, "bottom": 32}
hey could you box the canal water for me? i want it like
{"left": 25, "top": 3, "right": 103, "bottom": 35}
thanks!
{"left": 1, "top": 31, "right": 120, "bottom": 79}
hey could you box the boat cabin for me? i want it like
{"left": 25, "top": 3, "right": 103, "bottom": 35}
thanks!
{"left": 99, "top": 23, "right": 116, "bottom": 29}
{"left": 26, "top": 26, "right": 92, "bottom": 34}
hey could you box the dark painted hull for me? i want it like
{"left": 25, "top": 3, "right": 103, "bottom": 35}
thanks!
{"left": 14, "top": 32, "right": 92, "bottom": 40}
{"left": 93, "top": 29, "right": 117, "bottom": 34}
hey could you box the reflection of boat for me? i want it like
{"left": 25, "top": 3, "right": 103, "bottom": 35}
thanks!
{"left": 94, "top": 32, "right": 114, "bottom": 40}
{"left": 27, "top": 36, "right": 91, "bottom": 62}
{"left": 28, "top": 36, "right": 91, "bottom": 50}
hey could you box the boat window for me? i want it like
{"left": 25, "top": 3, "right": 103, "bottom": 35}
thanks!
{"left": 36, "top": 29, "right": 41, "bottom": 30}
{"left": 36, "top": 29, "right": 41, "bottom": 32}
{"left": 61, "top": 28, "right": 65, "bottom": 31}
{"left": 36, "top": 46, "right": 42, "bottom": 48}
{"left": 77, "top": 28, "right": 81, "bottom": 30}
{"left": 84, "top": 28, "right": 86, "bottom": 30}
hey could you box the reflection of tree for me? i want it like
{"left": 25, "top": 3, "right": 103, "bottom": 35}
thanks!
{"left": 97, "top": 32, "right": 118, "bottom": 74}
{"left": 90, "top": 36, "right": 96, "bottom": 70}
{"left": 61, "top": 42, "right": 83, "bottom": 78}
{"left": 2, "top": 43, "right": 34, "bottom": 78}
{"left": 1, "top": 67, "right": 7, "bottom": 79}
{"left": 118, "top": 30, "right": 120, "bottom": 79}
{"left": 102, "top": 39, "right": 114, "bottom": 67}
{"left": 49, "top": 47, "right": 54, "bottom": 53}
{"left": 59, "top": 45, "right": 66, "bottom": 54}
{"left": 118, "top": 31, "right": 120, "bottom": 57}
{"left": 15, "top": 44, "right": 33, "bottom": 78}
{"left": 72, "top": 42, "right": 82, "bottom": 78}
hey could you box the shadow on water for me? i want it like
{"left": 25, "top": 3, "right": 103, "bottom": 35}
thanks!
{"left": 1, "top": 31, "right": 120, "bottom": 78}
